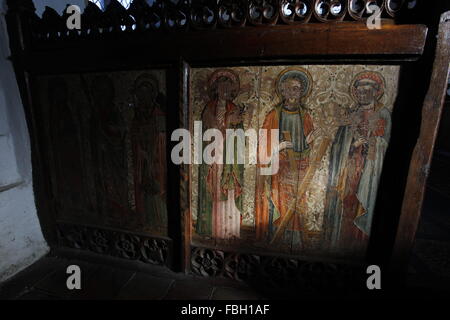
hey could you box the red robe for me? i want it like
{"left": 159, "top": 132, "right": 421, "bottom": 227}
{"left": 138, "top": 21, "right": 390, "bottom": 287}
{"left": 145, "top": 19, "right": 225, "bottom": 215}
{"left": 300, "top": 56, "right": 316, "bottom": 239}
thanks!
{"left": 255, "top": 107, "right": 314, "bottom": 242}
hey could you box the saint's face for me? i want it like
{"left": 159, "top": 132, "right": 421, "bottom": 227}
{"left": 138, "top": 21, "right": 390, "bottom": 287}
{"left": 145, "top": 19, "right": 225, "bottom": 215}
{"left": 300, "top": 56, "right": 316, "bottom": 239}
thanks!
{"left": 215, "top": 77, "right": 234, "bottom": 101}
{"left": 136, "top": 82, "right": 156, "bottom": 108}
{"left": 354, "top": 79, "right": 379, "bottom": 106}
{"left": 281, "top": 78, "right": 304, "bottom": 102}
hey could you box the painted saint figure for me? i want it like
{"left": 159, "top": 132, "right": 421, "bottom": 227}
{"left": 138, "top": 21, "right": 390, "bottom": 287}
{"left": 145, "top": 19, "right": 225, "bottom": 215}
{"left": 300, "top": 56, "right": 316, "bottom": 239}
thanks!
{"left": 48, "top": 78, "right": 86, "bottom": 218}
{"left": 323, "top": 71, "right": 391, "bottom": 252}
{"left": 91, "top": 76, "right": 129, "bottom": 223}
{"left": 131, "top": 73, "right": 168, "bottom": 235}
{"left": 255, "top": 68, "right": 319, "bottom": 246}
{"left": 353, "top": 72, "right": 391, "bottom": 236}
{"left": 196, "top": 70, "right": 244, "bottom": 240}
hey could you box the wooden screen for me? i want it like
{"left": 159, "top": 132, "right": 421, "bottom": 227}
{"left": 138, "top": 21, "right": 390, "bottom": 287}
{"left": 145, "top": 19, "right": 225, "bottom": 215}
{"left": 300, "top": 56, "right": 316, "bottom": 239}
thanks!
{"left": 7, "top": 0, "right": 448, "bottom": 286}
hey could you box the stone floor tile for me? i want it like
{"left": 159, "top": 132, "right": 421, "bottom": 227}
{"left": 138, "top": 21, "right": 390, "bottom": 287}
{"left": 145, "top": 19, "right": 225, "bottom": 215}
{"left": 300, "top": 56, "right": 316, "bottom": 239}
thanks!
{"left": 163, "top": 278, "right": 214, "bottom": 300}
{"left": 34, "top": 259, "right": 101, "bottom": 299}
{"left": 0, "top": 257, "right": 66, "bottom": 300}
{"left": 116, "top": 272, "right": 174, "bottom": 300}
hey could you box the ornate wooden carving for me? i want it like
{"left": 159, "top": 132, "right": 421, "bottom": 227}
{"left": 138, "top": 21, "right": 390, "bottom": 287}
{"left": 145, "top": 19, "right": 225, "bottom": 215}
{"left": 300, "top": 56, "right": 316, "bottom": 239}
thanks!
{"left": 81, "top": 2, "right": 104, "bottom": 37}
{"left": 103, "top": 0, "right": 136, "bottom": 33}
{"left": 347, "top": 0, "right": 370, "bottom": 20}
{"left": 6, "top": 0, "right": 424, "bottom": 43}
{"left": 313, "top": 0, "right": 348, "bottom": 22}
{"left": 385, "top": 0, "right": 405, "bottom": 18}
{"left": 247, "top": 0, "right": 280, "bottom": 26}
{"left": 190, "top": 0, "right": 218, "bottom": 30}
{"left": 164, "top": 0, "right": 190, "bottom": 31}
{"left": 279, "top": 0, "right": 314, "bottom": 24}
{"left": 40, "top": 7, "right": 64, "bottom": 39}
{"left": 218, "top": 0, "right": 247, "bottom": 28}
{"left": 57, "top": 223, "right": 171, "bottom": 266}
{"left": 190, "top": 246, "right": 364, "bottom": 292}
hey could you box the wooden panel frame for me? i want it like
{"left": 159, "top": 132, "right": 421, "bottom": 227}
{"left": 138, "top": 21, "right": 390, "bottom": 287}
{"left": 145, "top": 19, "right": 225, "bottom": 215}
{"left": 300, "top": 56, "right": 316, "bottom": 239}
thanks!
{"left": 391, "top": 11, "right": 450, "bottom": 274}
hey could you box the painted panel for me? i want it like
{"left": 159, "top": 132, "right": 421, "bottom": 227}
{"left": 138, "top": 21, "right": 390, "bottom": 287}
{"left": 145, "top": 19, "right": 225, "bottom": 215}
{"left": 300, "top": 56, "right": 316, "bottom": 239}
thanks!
{"left": 36, "top": 70, "right": 168, "bottom": 237}
{"left": 190, "top": 65, "right": 400, "bottom": 260}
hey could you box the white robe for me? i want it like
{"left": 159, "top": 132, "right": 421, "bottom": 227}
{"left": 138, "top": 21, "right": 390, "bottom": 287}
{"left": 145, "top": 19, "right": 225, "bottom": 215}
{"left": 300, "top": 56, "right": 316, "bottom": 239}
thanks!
{"left": 355, "top": 108, "right": 392, "bottom": 236}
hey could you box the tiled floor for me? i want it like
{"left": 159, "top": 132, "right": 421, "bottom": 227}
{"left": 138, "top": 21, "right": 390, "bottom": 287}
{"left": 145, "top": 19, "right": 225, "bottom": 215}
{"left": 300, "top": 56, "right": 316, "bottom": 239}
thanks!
{"left": 0, "top": 254, "right": 264, "bottom": 300}
{"left": 1, "top": 250, "right": 449, "bottom": 300}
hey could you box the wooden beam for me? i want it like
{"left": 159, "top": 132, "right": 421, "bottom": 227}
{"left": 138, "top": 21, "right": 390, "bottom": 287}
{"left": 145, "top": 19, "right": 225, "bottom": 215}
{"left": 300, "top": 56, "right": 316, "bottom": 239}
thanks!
{"left": 391, "top": 11, "right": 450, "bottom": 273}
{"left": 20, "top": 23, "right": 428, "bottom": 73}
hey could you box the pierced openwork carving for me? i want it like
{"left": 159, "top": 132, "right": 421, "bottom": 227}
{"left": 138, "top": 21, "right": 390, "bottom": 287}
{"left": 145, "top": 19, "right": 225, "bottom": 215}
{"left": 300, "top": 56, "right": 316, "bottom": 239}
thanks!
{"left": 191, "top": 246, "right": 363, "bottom": 291}
{"left": 128, "top": 0, "right": 160, "bottom": 31}
{"left": 280, "top": 0, "right": 314, "bottom": 24}
{"left": 191, "top": 247, "right": 224, "bottom": 277}
{"left": 103, "top": 0, "right": 136, "bottom": 32}
{"left": 224, "top": 253, "right": 261, "bottom": 281}
{"left": 164, "top": 0, "right": 190, "bottom": 30}
{"left": 248, "top": 0, "right": 280, "bottom": 26}
{"left": 218, "top": 0, "right": 247, "bottom": 28}
{"left": 313, "top": 0, "right": 348, "bottom": 22}
{"left": 6, "top": 0, "right": 422, "bottom": 42}
{"left": 347, "top": 0, "right": 384, "bottom": 21}
{"left": 190, "top": 0, "right": 218, "bottom": 30}
{"left": 57, "top": 223, "right": 171, "bottom": 266}
{"left": 141, "top": 238, "right": 169, "bottom": 264}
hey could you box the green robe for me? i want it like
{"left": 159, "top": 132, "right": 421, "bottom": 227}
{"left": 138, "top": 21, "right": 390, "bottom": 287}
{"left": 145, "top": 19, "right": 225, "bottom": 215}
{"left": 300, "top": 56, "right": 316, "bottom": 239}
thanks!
{"left": 196, "top": 101, "right": 244, "bottom": 237}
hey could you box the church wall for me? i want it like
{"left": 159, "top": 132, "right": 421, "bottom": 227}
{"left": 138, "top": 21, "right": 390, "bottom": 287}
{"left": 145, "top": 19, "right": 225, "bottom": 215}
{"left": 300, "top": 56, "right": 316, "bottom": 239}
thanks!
{"left": 0, "top": 0, "right": 48, "bottom": 283}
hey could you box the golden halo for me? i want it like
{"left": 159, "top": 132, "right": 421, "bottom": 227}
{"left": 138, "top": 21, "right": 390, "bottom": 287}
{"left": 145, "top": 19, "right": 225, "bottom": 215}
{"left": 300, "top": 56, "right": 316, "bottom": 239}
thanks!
{"left": 207, "top": 69, "right": 240, "bottom": 100}
{"left": 350, "top": 71, "right": 386, "bottom": 103}
{"left": 276, "top": 67, "right": 313, "bottom": 100}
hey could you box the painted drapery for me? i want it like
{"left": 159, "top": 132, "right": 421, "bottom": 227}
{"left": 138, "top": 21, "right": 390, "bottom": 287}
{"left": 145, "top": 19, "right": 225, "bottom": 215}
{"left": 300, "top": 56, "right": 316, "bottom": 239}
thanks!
{"left": 196, "top": 70, "right": 245, "bottom": 240}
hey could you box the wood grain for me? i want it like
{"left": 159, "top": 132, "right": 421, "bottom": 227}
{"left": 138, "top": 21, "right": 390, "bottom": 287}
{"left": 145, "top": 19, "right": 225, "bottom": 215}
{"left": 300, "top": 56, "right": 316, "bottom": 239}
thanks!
{"left": 391, "top": 11, "right": 450, "bottom": 273}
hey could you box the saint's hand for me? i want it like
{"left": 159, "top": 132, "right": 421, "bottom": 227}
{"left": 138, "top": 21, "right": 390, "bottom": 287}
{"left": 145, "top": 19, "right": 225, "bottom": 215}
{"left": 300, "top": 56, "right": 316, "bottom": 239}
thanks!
{"left": 354, "top": 137, "right": 367, "bottom": 148}
{"left": 307, "top": 129, "right": 321, "bottom": 144}
{"left": 278, "top": 141, "right": 294, "bottom": 152}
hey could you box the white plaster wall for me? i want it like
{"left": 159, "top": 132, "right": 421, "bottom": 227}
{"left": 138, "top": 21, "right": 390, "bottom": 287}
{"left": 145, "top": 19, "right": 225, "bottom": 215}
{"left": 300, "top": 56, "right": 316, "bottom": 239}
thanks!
{"left": 0, "top": 0, "right": 49, "bottom": 283}
{"left": 0, "top": 0, "right": 132, "bottom": 284}
{"left": 33, "top": 0, "right": 86, "bottom": 17}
